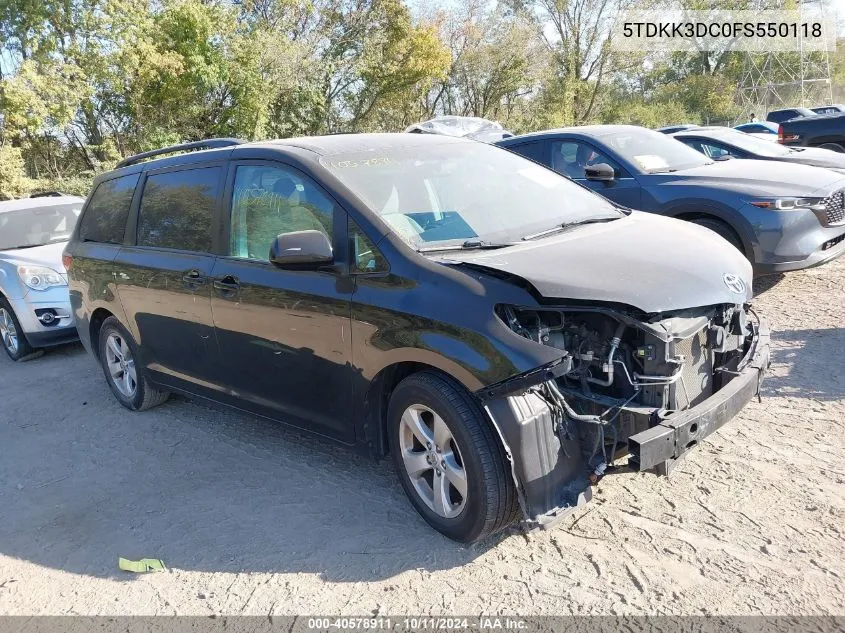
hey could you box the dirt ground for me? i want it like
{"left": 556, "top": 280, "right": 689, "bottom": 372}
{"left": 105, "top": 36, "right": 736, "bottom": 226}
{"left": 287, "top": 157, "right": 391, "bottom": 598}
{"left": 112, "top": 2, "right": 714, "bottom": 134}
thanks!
{"left": 1, "top": 260, "right": 843, "bottom": 616}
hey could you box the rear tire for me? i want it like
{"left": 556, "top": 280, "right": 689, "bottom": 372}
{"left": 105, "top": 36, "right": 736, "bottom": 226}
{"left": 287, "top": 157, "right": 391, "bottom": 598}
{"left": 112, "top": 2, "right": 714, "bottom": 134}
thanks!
{"left": 98, "top": 316, "right": 169, "bottom": 411}
{"left": 0, "top": 298, "right": 41, "bottom": 362}
{"left": 388, "top": 371, "right": 519, "bottom": 543}
{"left": 819, "top": 143, "right": 845, "bottom": 153}
{"left": 690, "top": 217, "right": 744, "bottom": 255}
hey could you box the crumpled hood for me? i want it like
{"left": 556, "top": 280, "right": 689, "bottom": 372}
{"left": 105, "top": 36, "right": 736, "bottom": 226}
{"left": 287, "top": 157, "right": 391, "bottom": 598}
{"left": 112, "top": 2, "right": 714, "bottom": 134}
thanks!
{"left": 437, "top": 212, "right": 753, "bottom": 314}
{"left": 655, "top": 158, "right": 845, "bottom": 197}
{"left": 0, "top": 241, "right": 68, "bottom": 276}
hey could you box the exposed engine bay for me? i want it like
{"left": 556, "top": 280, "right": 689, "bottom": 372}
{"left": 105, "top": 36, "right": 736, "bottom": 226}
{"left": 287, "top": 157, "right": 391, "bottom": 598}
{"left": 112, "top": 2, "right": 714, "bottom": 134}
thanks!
{"left": 495, "top": 302, "right": 757, "bottom": 480}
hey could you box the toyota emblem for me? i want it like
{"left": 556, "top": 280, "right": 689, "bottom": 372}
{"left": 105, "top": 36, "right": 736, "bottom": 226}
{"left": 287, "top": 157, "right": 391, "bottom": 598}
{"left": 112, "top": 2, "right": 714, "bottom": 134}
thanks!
{"left": 723, "top": 273, "right": 746, "bottom": 294}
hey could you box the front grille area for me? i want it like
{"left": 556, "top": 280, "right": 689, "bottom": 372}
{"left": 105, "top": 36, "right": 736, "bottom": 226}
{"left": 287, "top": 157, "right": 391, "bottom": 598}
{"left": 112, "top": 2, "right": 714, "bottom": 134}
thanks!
{"left": 823, "top": 189, "right": 845, "bottom": 225}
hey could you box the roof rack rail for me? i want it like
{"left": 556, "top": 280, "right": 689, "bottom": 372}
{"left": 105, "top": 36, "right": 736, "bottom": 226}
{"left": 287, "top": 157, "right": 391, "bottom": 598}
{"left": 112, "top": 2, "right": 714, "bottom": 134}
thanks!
{"left": 115, "top": 138, "right": 245, "bottom": 169}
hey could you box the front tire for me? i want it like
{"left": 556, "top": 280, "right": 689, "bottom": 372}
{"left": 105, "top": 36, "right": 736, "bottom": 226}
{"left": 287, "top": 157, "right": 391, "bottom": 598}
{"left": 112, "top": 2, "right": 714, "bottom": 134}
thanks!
{"left": 98, "top": 317, "right": 169, "bottom": 411}
{"left": 388, "top": 371, "right": 519, "bottom": 542}
{"left": 690, "top": 217, "right": 744, "bottom": 255}
{"left": 0, "top": 298, "right": 41, "bottom": 361}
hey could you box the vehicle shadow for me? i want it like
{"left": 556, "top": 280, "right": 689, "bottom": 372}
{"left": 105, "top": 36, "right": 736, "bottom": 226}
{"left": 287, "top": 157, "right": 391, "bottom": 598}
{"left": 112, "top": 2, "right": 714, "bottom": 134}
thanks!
{"left": 752, "top": 272, "right": 786, "bottom": 296}
{"left": 0, "top": 344, "right": 515, "bottom": 582}
{"left": 762, "top": 326, "right": 845, "bottom": 401}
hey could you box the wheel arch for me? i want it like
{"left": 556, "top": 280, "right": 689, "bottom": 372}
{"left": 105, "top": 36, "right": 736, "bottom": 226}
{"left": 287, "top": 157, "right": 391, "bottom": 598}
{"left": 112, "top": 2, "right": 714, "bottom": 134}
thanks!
{"left": 671, "top": 209, "right": 751, "bottom": 260}
{"left": 363, "top": 361, "right": 505, "bottom": 461}
{"left": 88, "top": 307, "right": 116, "bottom": 360}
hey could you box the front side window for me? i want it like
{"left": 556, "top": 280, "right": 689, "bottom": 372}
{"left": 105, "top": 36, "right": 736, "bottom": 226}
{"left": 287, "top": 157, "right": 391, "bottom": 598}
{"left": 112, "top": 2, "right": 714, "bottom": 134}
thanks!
{"left": 79, "top": 174, "right": 139, "bottom": 244}
{"left": 229, "top": 165, "right": 333, "bottom": 261}
{"left": 321, "top": 140, "right": 624, "bottom": 249}
{"left": 551, "top": 141, "right": 624, "bottom": 179}
{"left": 137, "top": 167, "right": 222, "bottom": 252}
{"left": 0, "top": 201, "right": 82, "bottom": 251}
{"left": 696, "top": 141, "right": 733, "bottom": 159}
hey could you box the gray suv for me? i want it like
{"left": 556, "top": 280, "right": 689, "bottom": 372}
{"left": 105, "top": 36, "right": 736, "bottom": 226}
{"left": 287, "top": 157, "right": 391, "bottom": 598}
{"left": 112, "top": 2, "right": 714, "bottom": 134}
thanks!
{"left": 497, "top": 125, "right": 845, "bottom": 274}
{"left": 0, "top": 195, "right": 83, "bottom": 360}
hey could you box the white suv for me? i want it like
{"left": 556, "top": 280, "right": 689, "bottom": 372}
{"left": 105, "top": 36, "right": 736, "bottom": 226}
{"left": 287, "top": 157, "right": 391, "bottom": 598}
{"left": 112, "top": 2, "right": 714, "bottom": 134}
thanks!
{"left": 0, "top": 195, "right": 84, "bottom": 361}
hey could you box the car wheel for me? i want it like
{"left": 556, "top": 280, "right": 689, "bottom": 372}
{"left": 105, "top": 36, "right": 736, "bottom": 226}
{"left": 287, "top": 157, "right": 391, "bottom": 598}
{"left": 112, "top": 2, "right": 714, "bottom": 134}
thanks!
{"left": 0, "top": 298, "right": 41, "bottom": 361}
{"left": 388, "top": 371, "right": 519, "bottom": 542}
{"left": 98, "top": 316, "right": 169, "bottom": 411}
{"left": 691, "top": 217, "right": 744, "bottom": 255}
{"left": 819, "top": 143, "right": 845, "bottom": 153}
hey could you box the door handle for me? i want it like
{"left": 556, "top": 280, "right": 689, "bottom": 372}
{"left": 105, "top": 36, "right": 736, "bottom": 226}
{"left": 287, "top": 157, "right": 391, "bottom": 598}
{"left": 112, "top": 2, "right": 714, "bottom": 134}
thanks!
{"left": 213, "top": 276, "right": 240, "bottom": 292}
{"left": 182, "top": 269, "right": 207, "bottom": 285}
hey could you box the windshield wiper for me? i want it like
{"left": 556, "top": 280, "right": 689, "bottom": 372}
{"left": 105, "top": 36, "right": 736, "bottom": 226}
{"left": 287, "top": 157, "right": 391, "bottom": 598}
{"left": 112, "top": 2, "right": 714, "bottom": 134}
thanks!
{"left": 416, "top": 240, "right": 513, "bottom": 254}
{"left": 521, "top": 215, "right": 620, "bottom": 241}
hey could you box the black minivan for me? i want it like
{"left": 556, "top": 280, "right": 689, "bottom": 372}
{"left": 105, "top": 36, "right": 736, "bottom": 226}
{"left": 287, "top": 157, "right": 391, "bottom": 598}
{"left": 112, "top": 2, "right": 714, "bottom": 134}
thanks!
{"left": 65, "top": 135, "right": 769, "bottom": 542}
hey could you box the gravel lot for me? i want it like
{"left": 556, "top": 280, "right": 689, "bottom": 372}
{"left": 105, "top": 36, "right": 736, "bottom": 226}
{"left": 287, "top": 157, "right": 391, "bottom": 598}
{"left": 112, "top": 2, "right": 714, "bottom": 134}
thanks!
{"left": 1, "top": 260, "right": 843, "bottom": 616}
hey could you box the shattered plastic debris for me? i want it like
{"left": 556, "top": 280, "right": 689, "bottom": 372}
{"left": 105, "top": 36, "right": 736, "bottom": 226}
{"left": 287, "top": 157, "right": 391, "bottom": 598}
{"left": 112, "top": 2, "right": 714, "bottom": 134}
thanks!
{"left": 118, "top": 557, "right": 167, "bottom": 573}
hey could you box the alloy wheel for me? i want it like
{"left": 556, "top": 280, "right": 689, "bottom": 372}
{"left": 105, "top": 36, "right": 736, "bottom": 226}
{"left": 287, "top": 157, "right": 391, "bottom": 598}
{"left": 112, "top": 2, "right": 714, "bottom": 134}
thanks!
{"left": 105, "top": 332, "right": 137, "bottom": 398}
{"left": 398, "top": 404, "right": 468, "bottom": 519}
{"left": 0, "top": 308, "right": 19, "bottom": 356}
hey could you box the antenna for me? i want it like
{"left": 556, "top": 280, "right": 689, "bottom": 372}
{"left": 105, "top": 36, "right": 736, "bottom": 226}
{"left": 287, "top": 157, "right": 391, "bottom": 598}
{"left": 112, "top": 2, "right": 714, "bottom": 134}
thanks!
{"left": 737, "top": 0, "right": 833, "bottom": 121}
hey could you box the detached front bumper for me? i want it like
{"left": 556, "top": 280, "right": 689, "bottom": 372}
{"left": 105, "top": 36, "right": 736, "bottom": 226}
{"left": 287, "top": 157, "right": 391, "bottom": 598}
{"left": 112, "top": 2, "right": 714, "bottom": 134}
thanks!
{"left": 628, "top": 317, "right": 771, "bottom": 475}
{"left": 479, "top": 316, "right": 771, "bottom": 528}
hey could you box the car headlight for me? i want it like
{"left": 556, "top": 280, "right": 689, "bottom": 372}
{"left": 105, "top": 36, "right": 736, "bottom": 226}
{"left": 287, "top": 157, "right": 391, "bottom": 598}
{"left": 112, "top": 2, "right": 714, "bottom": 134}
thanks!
{"left": 17, "top": 265, "right": 67, "bottom": 291}
{"left": 748, "top": 197, "right": 827, "bottom": 211}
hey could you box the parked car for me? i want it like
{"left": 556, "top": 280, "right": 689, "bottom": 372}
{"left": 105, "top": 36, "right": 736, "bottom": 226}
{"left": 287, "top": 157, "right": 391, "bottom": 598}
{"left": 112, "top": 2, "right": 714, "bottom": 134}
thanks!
{"left": 733, "top": 121, "right": 779, "bottom": 139}
{"left": 672, "top": 126, "right": 845, "bottom": 173}
{"left": 778, "top": 112, "right": 845, "bottom": 153}
{"left": 496, "top": 125, "right": 845, "bottom": 274}
{"left": 766, "top": 107, "right": 816, "bottom": 124}
{"left": 66, "top": 135, "right": 770, "bottom": 542}
{"left": 0, "top": 195, "right": 84, "bottom": 360}
{"left": 811, "top": 104, "right": 845, "bottom": 115}
{"left": 656, "top": 124, "right": 698, "bottom": 134}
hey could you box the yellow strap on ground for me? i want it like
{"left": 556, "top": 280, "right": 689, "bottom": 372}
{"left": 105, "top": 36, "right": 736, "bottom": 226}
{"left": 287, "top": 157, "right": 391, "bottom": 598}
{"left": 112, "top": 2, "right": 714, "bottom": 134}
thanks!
{"left": 118, "top": 557, "right": 166, "bottom": 573}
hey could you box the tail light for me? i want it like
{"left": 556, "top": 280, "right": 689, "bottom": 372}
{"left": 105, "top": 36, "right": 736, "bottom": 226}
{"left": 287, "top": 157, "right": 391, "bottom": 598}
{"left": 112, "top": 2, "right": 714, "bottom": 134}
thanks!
{"left": 62, "top": 254, "right": 73, "bottom": 271}
{"left": 778, "top": 124, "right": 799, "bottom": 144}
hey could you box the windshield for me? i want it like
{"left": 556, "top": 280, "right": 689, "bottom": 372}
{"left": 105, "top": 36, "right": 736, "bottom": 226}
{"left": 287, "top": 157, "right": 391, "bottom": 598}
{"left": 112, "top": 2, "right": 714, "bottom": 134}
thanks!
{"left": 595, "top": 128, "right": 710, "bottom": 173}
{"left": 714, "top": 129, "right": 792, "bottom": 156}
{"left": 321, "top": 141, "right": 623, "bottom": 248}
{"left": 0, "top": 202, "right": 82, "bottom": 251}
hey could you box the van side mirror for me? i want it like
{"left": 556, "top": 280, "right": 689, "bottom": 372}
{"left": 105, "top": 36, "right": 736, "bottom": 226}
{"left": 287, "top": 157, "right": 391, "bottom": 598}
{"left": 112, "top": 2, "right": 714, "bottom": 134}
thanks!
{"left": 585, "top": 163, "right": 616, "bottom": 182}
{"left": 269, "top": 230, "right": 333, "bottom": 268}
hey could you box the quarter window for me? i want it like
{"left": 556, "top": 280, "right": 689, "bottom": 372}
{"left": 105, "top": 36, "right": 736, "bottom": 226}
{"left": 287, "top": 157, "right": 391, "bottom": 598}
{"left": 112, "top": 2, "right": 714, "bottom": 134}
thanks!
{"left": 137, "top": 167, "right": 222, "bottom": 252}
{"left": 229, "top": 165, "right": 334, "bottom": 261}
{"left": 349, "top": 219, "right": 388, "bottom": 273}
{"left": 79, "top": 174, "right": 139, "bottom": 244}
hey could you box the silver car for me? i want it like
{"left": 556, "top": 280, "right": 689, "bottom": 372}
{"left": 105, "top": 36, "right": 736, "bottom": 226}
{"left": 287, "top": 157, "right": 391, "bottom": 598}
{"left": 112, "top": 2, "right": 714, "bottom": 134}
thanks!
{"left": 0, "top": 195, "right": 84, "bottom": 360}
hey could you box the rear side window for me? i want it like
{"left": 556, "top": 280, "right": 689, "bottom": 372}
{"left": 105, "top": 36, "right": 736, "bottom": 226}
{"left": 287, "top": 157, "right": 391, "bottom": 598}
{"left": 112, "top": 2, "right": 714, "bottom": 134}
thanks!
{"left": 137, "top": 167, "right": 222, "bottom": 252}
{"left": 507, "top": 141, "right": 548, "bottom": 166}
{"left": 78, "top": 174, "right": 139, "bottom": 243}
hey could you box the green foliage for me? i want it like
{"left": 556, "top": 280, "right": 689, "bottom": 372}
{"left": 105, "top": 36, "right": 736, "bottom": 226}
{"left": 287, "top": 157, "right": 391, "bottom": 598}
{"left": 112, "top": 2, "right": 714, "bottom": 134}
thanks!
{"left": 0, "top": 0, "right": 838, "bottom": 198}
{"left": 0, "top": 145, "right": 30, "bottom": 200}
